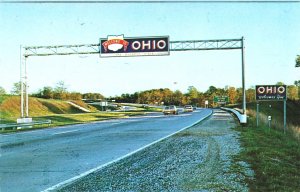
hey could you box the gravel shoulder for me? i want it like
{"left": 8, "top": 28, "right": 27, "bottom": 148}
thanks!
{"left": 59, "top": 109, "right": 254, "bottom": 191}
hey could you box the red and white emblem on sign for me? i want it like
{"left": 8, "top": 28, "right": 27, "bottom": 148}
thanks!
{"left": 102, "top": 35, "right": 129, "bottom": 52}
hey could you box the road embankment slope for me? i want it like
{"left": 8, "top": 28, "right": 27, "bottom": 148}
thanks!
{"left": 0, "top": 96, "right": 91, "bottom": 121}
{"left": 60, "top": 109, "right": 254, "bottom": 191}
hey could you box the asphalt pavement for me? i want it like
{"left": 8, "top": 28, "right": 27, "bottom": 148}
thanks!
{"left": 59, "top": 109, "right": 253, "bottom": 192}
{"left": 0, "top": 109, "right": 212, "bottom": 192}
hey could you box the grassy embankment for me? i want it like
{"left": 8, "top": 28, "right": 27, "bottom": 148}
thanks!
{"left": 233, "top": 100, "right": 300, "bottom": 191}
{"left": 0, "top": 95, "right": 151, "bottom": 132}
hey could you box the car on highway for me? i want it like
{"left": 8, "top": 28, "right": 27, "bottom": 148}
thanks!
{"left": 163, "top": 105, "right": 178, "bottom": 115}
{"left": 184, "top": 105, "right": 194, "bottom": 112}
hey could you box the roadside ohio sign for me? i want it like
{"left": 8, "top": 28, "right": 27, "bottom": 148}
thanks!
{"left": 100, "top": 35, "right": 169, "bottom": 57}
{"left": 255, "top": 85, "right": 287, "bottom": 101}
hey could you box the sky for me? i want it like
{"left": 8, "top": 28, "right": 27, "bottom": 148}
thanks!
{"left": 0, "top": 1, "right": 299, "bottom": 97}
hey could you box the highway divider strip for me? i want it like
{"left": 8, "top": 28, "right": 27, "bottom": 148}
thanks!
{"left": 42, "top": 109, "right": 213, "bottom": 192}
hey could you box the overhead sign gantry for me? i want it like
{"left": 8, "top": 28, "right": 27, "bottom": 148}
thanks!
{"left": 20, "top": 36, "right": 247, "bottom": 123}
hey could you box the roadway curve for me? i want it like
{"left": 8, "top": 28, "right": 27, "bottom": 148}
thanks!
{"left": 0, "top": 109, "right": 212, "bottom": 192}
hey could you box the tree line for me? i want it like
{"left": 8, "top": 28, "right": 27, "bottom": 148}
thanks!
{"left": 0, "top": 81, "right": 104, "bottom": 101}
{"left": 32, "top": 81, "right": 105, "bottom": 100}
{"left": 111, "top": 82, "right": 299, "bottom": 107}
{"left": 112, "top": 86, "right": 247, "bottom": 107}
{"left": 1, "top": 55, "right": 299, "bottom": 103}
{"left": 1, "top": 81, "right": 299, "bottom": 107}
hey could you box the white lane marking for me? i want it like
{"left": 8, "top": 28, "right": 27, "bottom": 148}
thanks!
{"left": 42, "top": 109, "right": 213, "bottom": 192}
{"left": 110, "top": 122, "right": 124, "bottom": 125}
{"left": 177, "top": 113, "right": 192, "bottom": 117}
{"left": 129, "top": 115, "right": 165, "bottom": 119}
{"left": 193, "top": 110, "right": 203, "bottom": 113}
{"left": 52, "top": 130, "right": 79, "bottom": 135}
{"left": 213, "top": 113, "right": 231, "bottom": 117}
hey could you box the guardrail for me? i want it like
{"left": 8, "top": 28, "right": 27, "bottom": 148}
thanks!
{"left": 221, "top": 107, "right": 247, "bottom": 124}
{"left": 0, "top": 120, "right": 52, "bottom": 131}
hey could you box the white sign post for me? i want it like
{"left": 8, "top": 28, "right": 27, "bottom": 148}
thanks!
{"left": 268, "top": 116, "right": 272, "bottom": 129}
{"left": 205, "top": 100, "right": 209, "bottom": 108}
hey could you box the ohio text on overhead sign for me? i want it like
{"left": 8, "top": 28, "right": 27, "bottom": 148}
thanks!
{"left": 255, "top": 85, "right": 287, "bottom": 101}
{"left": 100, "top": 35, "right": 169, "bottom": 57}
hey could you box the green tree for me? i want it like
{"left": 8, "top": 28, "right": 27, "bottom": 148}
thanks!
{"left": 246, "top": 88, "right": 256, "bottom": 103}
{"left": 54, "top": 81, "right": 68, "bottom": 100}
{"left": 187, "top": 86, "right": 199, "bottom": 105}
{"left": 206, "top": 86, "right": 217, "bottom": 95}
{"left": 10, "top": 82, "right": 22, "bottom": 95}
{"left": 236, "top": 88, "right": 243, "bottom": 104}
{"left": 296, "top": 55, "right": 300, "bottom": 67}
{"left": 40, "top": 86, "right": 54, "bottom": 99}
{"left": 196, "top": 92, "right": 205, "bottom": 107}
{"left": 161, "top": 88, "right": 173, "bottom": 105}
{"left": 137, "top": 91, "right": 151, "bottom": 104}
{"left": 172, "top": 90, "right": 184, "bottom": 106}
{"left": 228, "top": 87, "right": 237, "bottom": 104}
{"left": 69, "top": 92, "right": 82, "bottom": 100}
{"left": 294, "top": 80, "right": 300, "bottom": 100}
{"left": 150, "top": 90, "right": 163, "bottom": 105}
{"left": 83, "top": 93, "right": 105, "bottom": 100}
{"left": 287, "top": 85, "right": 299, "bottom": 100}
{"left": 187, "top": 86, "right": 198, "bottom": 98}
{"left": 0, "top": 86, "right": 6, "bottom": 95}
{"left": 55, "top": 81, "right": 68, "bottom": 93}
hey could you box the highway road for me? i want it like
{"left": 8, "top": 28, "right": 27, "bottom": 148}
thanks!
{"left": 0, "top": 109, "right": 212, "bottom": 192}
